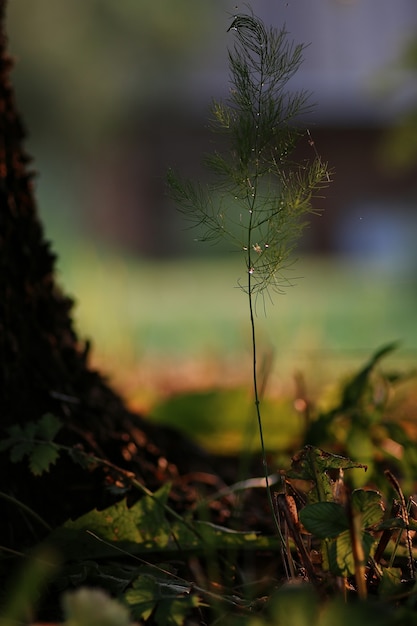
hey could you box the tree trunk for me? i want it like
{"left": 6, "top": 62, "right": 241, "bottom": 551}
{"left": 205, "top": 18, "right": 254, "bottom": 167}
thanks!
{"left": 0, "top": 1, "right": 221, "bottom": 552}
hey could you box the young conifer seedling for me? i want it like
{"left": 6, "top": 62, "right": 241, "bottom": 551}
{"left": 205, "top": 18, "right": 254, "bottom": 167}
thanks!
{"left": 168, "top": 10, "right": 330, "bottom": 536}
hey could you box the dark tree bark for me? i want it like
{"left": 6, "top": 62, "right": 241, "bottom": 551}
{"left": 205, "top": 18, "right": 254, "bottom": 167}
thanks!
{"left": 0, "top": 2, "right": 89, "bottom": 430}
{"left": 0, "top": 1, "right": 222, "bottom": 552}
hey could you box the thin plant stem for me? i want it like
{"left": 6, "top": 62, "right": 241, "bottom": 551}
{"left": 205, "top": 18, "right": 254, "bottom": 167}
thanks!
{"left": 168, "top": 11, "right": 330, "bottom": 575}
{"left": 0, "top": 491, "right": 52, "bottom": 532}
{"left": 248, "top": 279, "right": 290, "bottom": 575}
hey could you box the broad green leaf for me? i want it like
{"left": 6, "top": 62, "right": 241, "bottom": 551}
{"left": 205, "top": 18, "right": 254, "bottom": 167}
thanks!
{"left": 299, "top": 502, "right": 348, "bottom": 539}
{"left": 289, "top": 446, "right": 367, "bottom": 480}
{"left": 65, "top": 483, "right": 171, "bottom": 545}
{"left": 333, "top": 529, "right": 353, "bottom": 576}
{"left": 45, "top": 484, "right": 172, "bottom": 560}
{"left": 45, "top": 484, "right": 278, "bottom": 562}
{"left": 328, "top": 529, "right": 375, "bottom": 577}
{"left": 351, "top": 489, "right": 384, "bottom": 528}
{"left": 287, "top": 446, "right": 367, "bottom": 502}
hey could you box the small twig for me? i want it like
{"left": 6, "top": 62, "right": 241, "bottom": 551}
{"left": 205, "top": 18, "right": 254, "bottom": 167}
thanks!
{"left": 195, "top": 473, "right": 281, "bottom": 508}
{"left": 275, "top": 493, "right": 318, "bottom": 583}
{"left": 368, "top": 500, "right": 401, "bottom": 589}
{"left": 346, "top": 497, "right": 367, "bottom": 599}
{"left": 384, "top": 470, "right": 415, "bottom": 579}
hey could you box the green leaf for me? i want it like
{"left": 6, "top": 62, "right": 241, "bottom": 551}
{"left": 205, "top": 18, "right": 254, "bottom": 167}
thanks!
{"left": 154, "top": 592, "right": 202, "bottom": 626}
{"left": 124, "top": 575, "right": 156, "bottom": 621}
{"left": 300, "top": 493, "right": 383, "bottom": 576}
{"left": 37, "top": 413, "right": 62, "bottom": 440}
{"left": 287, "top": 446, "right": 367, "bottom": 503}
{"left": 331, "top": 529, "right": 353, "bottom": 576}
{"left": 299, "top": 502, "right": 348, "bottom": 539}
{"left": 0, "top": 422, "right": 36, "bottom": 452}
{"left": 125, "top": 574, "right": 204, "bottom": 626}
{"left": 56, "top": 483, "right": 172, "bottom": 553}
{"left": 351, "top": 489, "right": 384, "bottom": 528}
{"left": 289, "top": 446, "right": 367, "bottom": 480}
{"left": 0, "top": 414, "right": 62, "bottom": 475}
{"left": 8, "top": 440, "right": 34, "bottom": 463}
{"left": 327, "top": 530, "right": 375, "bottom": 577}
{"left": 45, "top": 484, "right": 278, "bottom": 563}
{"left": 29, "top": 442, "right": 60, "bottom": 476}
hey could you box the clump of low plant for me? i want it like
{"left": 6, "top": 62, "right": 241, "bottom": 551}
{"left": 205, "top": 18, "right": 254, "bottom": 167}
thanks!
{"left": 302, "top": 342, "right": 417, "bottom": 492}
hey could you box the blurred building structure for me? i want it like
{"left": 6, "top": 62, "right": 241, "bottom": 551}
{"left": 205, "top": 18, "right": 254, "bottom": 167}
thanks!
{"left": 8, "top": 1, "right": 417, "bottom": 266}
{"left": 88, "top": 0, "right": 417, "bottom": 267}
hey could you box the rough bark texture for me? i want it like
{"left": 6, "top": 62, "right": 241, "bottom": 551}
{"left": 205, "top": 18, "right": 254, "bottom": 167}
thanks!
{"left": 0, "top": 1, "right": 226, "bottom": 552}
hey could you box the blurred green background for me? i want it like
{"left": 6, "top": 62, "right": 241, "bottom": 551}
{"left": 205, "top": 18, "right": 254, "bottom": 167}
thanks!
{"left": 6, "top": 1, "right": 417, "bottom": 413}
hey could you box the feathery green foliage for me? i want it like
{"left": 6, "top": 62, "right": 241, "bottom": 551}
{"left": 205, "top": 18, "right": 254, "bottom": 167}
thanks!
{"left": 168, "top": 10, "right": 329, "bottom": 296}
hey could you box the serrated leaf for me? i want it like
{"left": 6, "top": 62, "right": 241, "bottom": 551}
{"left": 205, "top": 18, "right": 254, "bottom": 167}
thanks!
{"left": 45, "top": 484, "right": 278, "bottom": 563}
{"left": 0, "top": 415, "right": 62, "bottom": 475}
{"left": 66, "top": 483, "right": 171, "bottom": 545}
{"left": 37, "top": 413, "right": 62, "bottom": 440}
{"left": 299, "top": 502, "right": 348, "bottom": 539}
{"left": 289, "top": 446, "right": 367, "bottom": 481}
{"left": 288, "top": 446, "right": 367, "bottom": 503}
{"left": 1, "top": 422, "right": 37, "bottom": 446}
{"left": 9, "top": 440, "right": 34, "bottom": 463}
{"left": 29, "top": 442, "right": 60, "bottom": 476}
